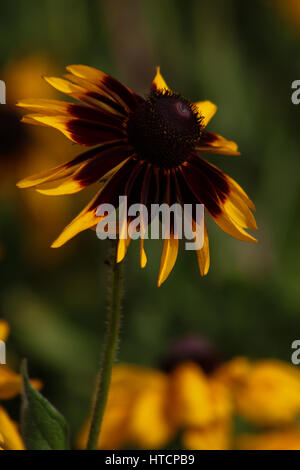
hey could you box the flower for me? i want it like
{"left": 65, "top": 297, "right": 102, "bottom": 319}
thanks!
{"left": 0, "top": 406, "right": 24, "bottom": 450}
{"left": 215, "top": 357, "right": 300, "bottom": 426}
{"left": 2, "top": 56, "right": 75, "bottom": 263}
{"left": 77, "top": 365, "right": 174, "bottom": 449}
{"left": 0, "top": 319, "right": 41, "bottom": 450}
{"left": 17, "top": 65, "right": 257, "bottom": 285}
{"left": 77, "top": 362, "right": 232, "bottom": 450}
{"left": 77, "top": 350, "right": 300, "bottom": 450}
{"left": 0, "top": 320, "right": 41, "bottom": 400}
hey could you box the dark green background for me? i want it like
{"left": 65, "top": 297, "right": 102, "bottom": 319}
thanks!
{"left": 0, "top": 0, "right": 299, "bottom": 443}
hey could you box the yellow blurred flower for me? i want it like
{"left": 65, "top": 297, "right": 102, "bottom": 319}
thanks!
{"left": 169, "top": 363, "right": 232, "bottom": 450}
{"left": 0, "top": 320, "right": 41, "bottom": 400}
{"left": 215, "top": 357, "right": 300, "bottom": 426}
{"left": 0, "top": 320, "right": 42, "bottom": 450}
{"left": 0, "top": 321, "right": 9, "bottom": 343}
{"left": 237, "top": 428, "right": 300, "bottom": 451}
{"left": 0, "top": 406, "right": 24, "bottom": 450}
{"left": 78, "top": 362, "right": 232, "bottom": 450}
{"left": 1, "top": 56, "right": 76, "bottom": 264}
{"left": 78, "top": 365, "right": 174, "bottom": 449}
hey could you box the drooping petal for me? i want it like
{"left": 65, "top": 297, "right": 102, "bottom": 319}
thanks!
{"left": 157, "top": 172, "right": 179, "bottom": 287}
{"left": 139, "top": 239, "right": 147, "bottom": 269}
{"left": 116, "top": 162, "right": 144, "bottom": 263}
{"left": 189, "top": 157, "right": 256, "bottom": 230}
{"left": 117, "top": 225, "right": 132, "bottom": 264}
{"left": 227, "top": 175, "right": 256, "bottom": 211}
{"left": 196, "top": 218, "right": 210, "bottom": 276}
{"left": 193, "top": 101, "right": 217, "bottom": 127}
{"left": 180, "top": 159, "right": 229, "bottom": 218}
{"left": 181, "top": 161, "right": 257, "bottom": 243}
{"left": 174, "top": 171, "right": 210, "bottom": 276}
{"left": 212, "top": 210, "right": 257, "bottom": 243}
{"left": 157, "top": 235, "right": 179, "bottom": 287}
{"left": 196, "top": 131, "right": 240, "bottom": 156}
{"left": 52, "top": 159, "right": 137, "bottom": 248}
{"left": 222, "top": 191, "right": 257, "bottom": 230}
{"left": 137, "top": 165, "right": 153, "bottom": 269}
{"left": 37, "top": 146, "right": 132, "bottom": 196}
{"left": 17, "top": 141, "right": 125, "bottom": 189}
{"left": 151, "top": 67, "right": 170, "bottom": 93}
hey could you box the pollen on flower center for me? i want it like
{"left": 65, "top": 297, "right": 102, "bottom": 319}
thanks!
{"left": 127, "top": 91, "right": 203, "bottom": 169}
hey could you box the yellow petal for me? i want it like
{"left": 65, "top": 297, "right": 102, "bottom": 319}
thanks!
{"left": 44, "top": 76, "right": 122, "bottom": 115}
{"left": 151, "top": 67, "right": 170, "bottom": 92}
{"left": 51, "top": 208, "right": 100, "bottom": 248}
{"left": 51, "top": 186, "right": 107, "bottom": 248}
{"left": 196, "top": 133, "right": 240, "bottom": 156}
{"left": 140, "top": 238, "right": 147, "bottom": 268}
{"left": 0, "top": 366, "right": 42, "bottom": 400}
{"left": 17, "top": 162, "right": 76, "bottom": 189}
{"left": 0, "top": 407, "right": 24, "bottom": 450}
{"left": 44, "top": 76, "right": 83, "bottom": 95}
{"left": 23, "top": 114, "right": 77, "bottom": 142}
{"left": 17, "top": 98, "right": 71, "bottom": 115}
{"left": 227, "top": 176, "right": 256, "bottom": 211}
{"left": 21, "top": 115, "right": 48, "bottom": 127}
{"left": 157, "top": 235, "right": 179, "bottom": 287}
{"left": 196, "top": 220, "right": 210, "bottom": 276}
{"left": 66, "top": 64, "right": 107, "bottom": 85}
{"left": 64, "top": 72, "right": 106, "bottom": 94}
{"left": 36, "top": 179, "right": 84, "bottom": 196}
{"left": 117, "top": 238, "right": 128, "bottom": 263}
{"left": 223, "top": 194, "right": 257, "bottom": 230}
{"left": 0, "top": 321, "right": 9, "bottom": 342}
{"left": 35, "top": 161, "right": 122, "bottom": 196}
{"left": 66, "top": 65, "right": 133, "bottom": 111}
{"left": 194, "top": 100, "right": 217, "bottom": 127}
{"left": 212, "top": 209, "right": 257, "bottom": 243}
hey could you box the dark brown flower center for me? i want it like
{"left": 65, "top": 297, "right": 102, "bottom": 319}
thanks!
{"left": 127, "top": 91, "right": 203, "bottom": 169}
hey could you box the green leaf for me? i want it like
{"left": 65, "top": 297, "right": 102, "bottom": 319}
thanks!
{"left": 21, "top": 360, "right": 69, "bottom": 450}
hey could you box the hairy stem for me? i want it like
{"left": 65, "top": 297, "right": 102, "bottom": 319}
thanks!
{"left": 86, "top": 241, "right": 124, "bottom": 450}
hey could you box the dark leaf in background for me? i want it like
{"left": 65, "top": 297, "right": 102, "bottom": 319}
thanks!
{"left": 21, "top": 360, "right": 69, "bottom": 450}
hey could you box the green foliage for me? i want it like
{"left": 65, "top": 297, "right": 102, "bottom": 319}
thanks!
{"left": 21, "top": 360, "right": 69, "bottom": 450}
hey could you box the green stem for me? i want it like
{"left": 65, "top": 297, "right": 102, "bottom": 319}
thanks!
{"left": 86, "top": 240, "right": 124, "bottom": 450}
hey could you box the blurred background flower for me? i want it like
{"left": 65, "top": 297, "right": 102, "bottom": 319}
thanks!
{"left": 77, "top": 337, "right": 300, "bottom": 450}
{"left": 1, "top": 0, "right": 300, "bottom": 450}
{"left": 0, "top": 321, "right": 41, "bottom": 450}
